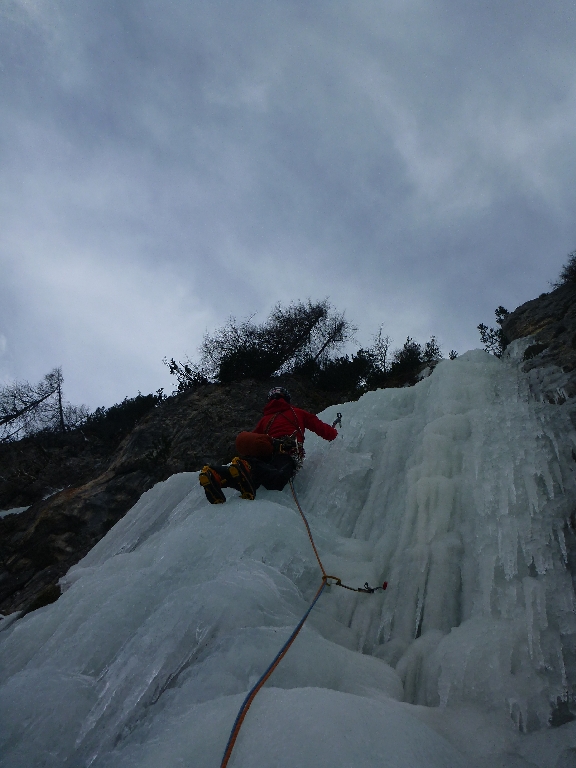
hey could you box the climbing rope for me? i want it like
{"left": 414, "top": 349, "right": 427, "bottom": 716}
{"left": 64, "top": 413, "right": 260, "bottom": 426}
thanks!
{"left": 220, "top": 579, "right": 327, "bottom": 768}
{"left": 289, "top": 479, "right": 387, "bottom": 595}
{"left": 220, "top": 477, "right": 387, "bottom": 767}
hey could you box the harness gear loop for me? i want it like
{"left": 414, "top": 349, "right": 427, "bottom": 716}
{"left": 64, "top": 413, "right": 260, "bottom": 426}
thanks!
{"left": 272, "top": 435, "right": 298, "bottom": 455}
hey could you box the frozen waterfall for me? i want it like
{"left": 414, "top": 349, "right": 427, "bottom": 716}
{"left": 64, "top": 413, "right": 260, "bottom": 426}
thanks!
{"left": 1, "top": 349, "right": 576, "bottom": 767}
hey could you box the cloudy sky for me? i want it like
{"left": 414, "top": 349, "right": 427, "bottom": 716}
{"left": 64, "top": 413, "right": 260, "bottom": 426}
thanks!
{"left": 1, "top": 0, "right": 576, "bottom": 410}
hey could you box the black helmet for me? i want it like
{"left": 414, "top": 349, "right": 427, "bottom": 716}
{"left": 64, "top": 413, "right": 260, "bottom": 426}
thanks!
{"left": 267, "top": 386, "right": 291, "bottom": 403}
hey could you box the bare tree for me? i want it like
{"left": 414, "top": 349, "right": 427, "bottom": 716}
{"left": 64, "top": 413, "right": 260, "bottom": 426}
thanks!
{"left": 300, "top": 305, "right": 355, "bottom": 367}
{"left": 0, "top": 367, "right": 88, "bottom": 442}
{"left": 369, "top": 326, "right": 391, "bottom": 373}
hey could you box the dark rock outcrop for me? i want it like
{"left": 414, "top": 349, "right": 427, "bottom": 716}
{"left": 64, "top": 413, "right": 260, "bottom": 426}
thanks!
{"left": 0, "top": 430, "right": 120, "bottom": 511}
{"left": 502, "top": 282, "right": 576, "bottom": 399}
{"left": 0, "top": 377, "right": 345, "bottom": 616}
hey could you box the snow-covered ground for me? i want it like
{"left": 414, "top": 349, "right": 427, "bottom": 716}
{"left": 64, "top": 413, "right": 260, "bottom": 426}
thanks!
{"left": 0, "top": 506, "right": 29, "bottom": 519}
{"left": 1, "top": 350, "right": 576, "bottom": 768}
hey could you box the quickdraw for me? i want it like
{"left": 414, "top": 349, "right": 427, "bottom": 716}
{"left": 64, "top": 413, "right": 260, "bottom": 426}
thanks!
{"left": 289, "top": 481, "right": 387, "bottom": 595}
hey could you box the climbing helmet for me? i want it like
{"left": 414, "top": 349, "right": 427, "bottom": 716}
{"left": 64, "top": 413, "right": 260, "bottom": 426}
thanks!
{"left": 267, "top": 386, "right": 291, "bottom": 402}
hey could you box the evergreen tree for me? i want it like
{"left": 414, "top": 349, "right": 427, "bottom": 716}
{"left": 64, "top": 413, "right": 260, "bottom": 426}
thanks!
{"left": 553, "top": 249, "right": 576, "bottom": 287}
{"left": 478, "top": 306, "right": 509, "bottom": 357}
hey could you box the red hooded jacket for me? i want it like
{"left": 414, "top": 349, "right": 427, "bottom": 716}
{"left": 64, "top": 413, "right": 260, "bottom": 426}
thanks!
{"left": 253, "top": 398, "right": 338, "bottom": 442}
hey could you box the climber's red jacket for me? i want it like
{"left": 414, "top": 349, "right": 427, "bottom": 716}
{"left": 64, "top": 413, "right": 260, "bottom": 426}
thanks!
{"left": 253, "top": 398, "right": 338, "bottom": 442}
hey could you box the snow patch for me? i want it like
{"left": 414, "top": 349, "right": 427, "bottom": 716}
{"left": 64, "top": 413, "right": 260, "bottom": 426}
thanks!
{"left": 0, "top": 506, "right": 29, "bottom": 519}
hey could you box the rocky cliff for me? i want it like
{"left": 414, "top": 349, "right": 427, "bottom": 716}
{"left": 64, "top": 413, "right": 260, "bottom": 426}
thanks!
{"left": 0, "top": 377, "right": 344, "bottom": 616}
{"left": 502, "top": 281, "right": 576, "bottom": 412}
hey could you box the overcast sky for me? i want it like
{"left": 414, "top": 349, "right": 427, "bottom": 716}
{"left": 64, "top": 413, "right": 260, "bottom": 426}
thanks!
{"left": 1, "top": 0, "right": 576, "bottom": 410}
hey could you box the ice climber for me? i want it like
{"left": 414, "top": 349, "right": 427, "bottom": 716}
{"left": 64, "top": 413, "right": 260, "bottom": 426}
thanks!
{"left": 199, "top": 386, "right": 338, "bottom": 504}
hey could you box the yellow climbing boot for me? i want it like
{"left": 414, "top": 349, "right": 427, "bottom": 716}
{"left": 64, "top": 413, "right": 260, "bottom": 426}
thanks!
{"left": 199, "top": 466, "right": 226, "bottom": 504}
{"left": 229, "top": 457, "right": 255, "bottom": 500}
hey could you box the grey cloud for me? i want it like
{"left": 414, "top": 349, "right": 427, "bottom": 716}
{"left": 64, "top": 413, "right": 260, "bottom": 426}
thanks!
{"left": 1, "top": 0, "right": 576, "bottom": 406}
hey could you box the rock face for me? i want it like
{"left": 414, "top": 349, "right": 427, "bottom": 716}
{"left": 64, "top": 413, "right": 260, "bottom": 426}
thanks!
{"left": 0, "top": 430, "right": 122, "bottom": 511}
{"left": 502, "top": 281, "right": 576, "bottom": 400}
{"left": 0, "top": 377, "right": 344, "bottom": 616}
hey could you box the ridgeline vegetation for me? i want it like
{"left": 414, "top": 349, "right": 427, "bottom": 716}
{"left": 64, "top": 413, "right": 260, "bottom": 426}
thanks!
{"left": 165, "top": 299, "right": 449, "bottom": 398}
{"left": 553, "top": 249, "right": 576, "bottom": 288}
{"left": 83, "top": 391, "right": 166, "bottom": 442}
{"left": 0, "top": 368, "right": 87, "bottom": 443}
{"left": 1, "top": 299, "right": 452, "bottom": 446}
{"left": 5, "top": 248, "right": 575, "bottom": 447}
{"left": 477, "top": 247, "right": 576, "bottom": 357}
{"left": 0, "top": 367, "right": 165, "bottom": 446}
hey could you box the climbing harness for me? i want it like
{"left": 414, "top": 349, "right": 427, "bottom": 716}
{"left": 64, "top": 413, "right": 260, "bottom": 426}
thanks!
{"left": 264, "top": 408, "right": 306, "bottom": 469}
{"left": 220, "top": 474, "right": 387, "bottom": 767}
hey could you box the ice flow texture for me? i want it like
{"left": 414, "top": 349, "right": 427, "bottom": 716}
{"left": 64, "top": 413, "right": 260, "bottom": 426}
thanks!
{"left": 1, "top": 349, "right": 575, "bottom": 767}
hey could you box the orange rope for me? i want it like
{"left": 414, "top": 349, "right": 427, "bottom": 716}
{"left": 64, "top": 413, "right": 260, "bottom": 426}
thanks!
{"left": 220, "top": 579, "right": 327, "bottom": 768}
{"left": 220, "top": 478, "right": 387, "bottom": 767}
{"left": 289, "top": 479, "right": 327, "bottom": 578}
{"left": 289, "top": 479, "right": 387, "bottom": 594}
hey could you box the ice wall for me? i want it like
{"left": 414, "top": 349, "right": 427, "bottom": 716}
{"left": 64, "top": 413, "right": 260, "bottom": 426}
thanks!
{"left": 299, "top": 350, "right": 576, "bottom": 728}
{"left": 1, "top": 350, "right": 575, "bottom": 768}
